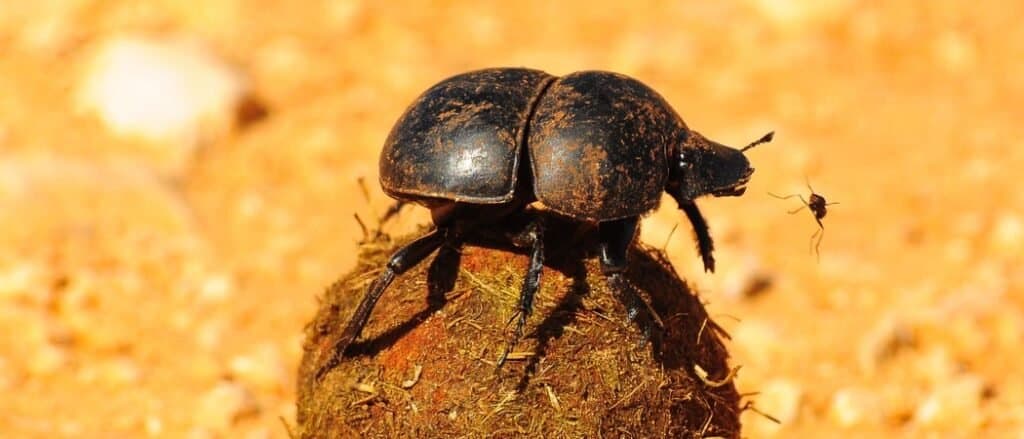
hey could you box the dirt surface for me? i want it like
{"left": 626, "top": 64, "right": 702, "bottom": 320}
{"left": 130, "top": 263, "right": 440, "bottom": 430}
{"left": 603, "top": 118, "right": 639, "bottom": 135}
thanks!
{"left": 1, "top": 1, "right": 1023, "bottom": 437}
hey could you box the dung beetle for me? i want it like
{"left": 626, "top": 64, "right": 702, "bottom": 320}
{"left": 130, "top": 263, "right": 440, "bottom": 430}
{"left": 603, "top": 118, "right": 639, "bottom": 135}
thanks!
{"left": 317, "top": 68, "right": 770, "bottom": 378}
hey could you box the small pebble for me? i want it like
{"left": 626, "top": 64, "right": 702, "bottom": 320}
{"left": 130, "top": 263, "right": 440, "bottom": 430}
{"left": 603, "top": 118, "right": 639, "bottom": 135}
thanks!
{"left": 719, "top": 252, "right": 773, "bottom": 301}
{"left": 197, "top": 273, "right": 235, "bottom": 303}
{"left": 253, "top": 37, "right": 310, "bottom": 87}
{"left": 75, "top": 34, "right": 253, "bottom": 170}
{"left": 0, "top": 263, "right": 39, "bottom": 302}
{"left": 990, "top": 212, "right": 1023, "bottom": 255}
{"left": 195, "top": 319, "right": 225, "bottom": 351}
{"left": 830, "top": 387, "right": 881, "bottom": 427}
{"left": 103, "top": 357, "right": 142, "bottom": 384}
{"left": 194, "top": 381, "right": 259, "bottom": 432}
{"left": 931, "top": 31, "right": 976, "bottom": 74}
{"left": 229, "top": 344, "right": 287, "bottom": 392}
{"left": 16, "top": 14, "right": 75, "bottom": 54}
{"left": 913, "top": 375, "right": 985, "bottom": 429}
{"left": 746, "top": 378, "right": 803, "bottom": 435}
{"left": 744, "top": 0, "right": 854, "bottom": 31}
{"left": 912, "top": 347, "right": 958, "bottom": 385}
{"left": 857, "top": 315, "right": 915, "bottom": 375}
{"left": 145, "top": 416, "right": 163, "bottom": 436}
{"left": 732, "top": 319, "right": 783, "bottom": 367}
{"left": 28, "top": 344, "right": 68, "bottom": 376}
{"left": 76, "top": 358, "right": 140, "bottom": 385}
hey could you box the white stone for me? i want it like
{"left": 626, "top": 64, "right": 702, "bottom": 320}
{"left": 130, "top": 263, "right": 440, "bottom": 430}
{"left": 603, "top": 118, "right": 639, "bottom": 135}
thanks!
{"left": 761, "top": 379, "right": 803, "bottom": 422}
{"left": 913, "top": 375, "right": 985, "bottom": 429}
{"left": 744, "top": 0, "right": 854, "bottom": 30}
{"left": 913, "top": 347, "right": 958, "bottom": 385}
{"left": 0, "top": 263, "right": 39, "bottom": 301}
{"left": 857, "top": 314, "right": 914, "bottom": 375}
{"left": 830, "top": 387, "right": 881, "bottom": 427}
{"left": 745, "top": 378, "right": 803, "bottom": 435}
{"left": 197, "top": 273, "right": 235, "bottom": 303}
{"left": 229, "top": 344, "right": 287, "bottom": 392}
{"left": 718, "top": 252, "right": 771, "bottom": 301}
{"left": 732, "top": 319, "right": 783, "bottom": 367}
{"left": 17, "top": 14, "right": 74, "bottom": 54}
{"left": 991, "top": 212, "right": 1023, "bottom": 255}
{"left": 145, "top": 416, "right": 163, "bottom": 436}
{"left": 195, "top": 320, "right": 225, "bottom": 352}
{"left": 27, "top": 344, "right": 67, "bottom": 376}
{"left": 75, "top": 34, "right": 251, "bottom": 166}
{"left": 194, "top": 381, "right": 259, "bottom": 431}
{"left": 102, "top": 357, "right": 142, "bottom": 385}
{"left": 932, "top": 31, "right": 977, "bottom": 74}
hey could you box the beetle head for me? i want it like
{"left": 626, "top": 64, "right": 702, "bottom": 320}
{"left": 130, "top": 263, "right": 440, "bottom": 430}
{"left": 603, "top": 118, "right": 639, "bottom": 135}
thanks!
{"left": 668, "top": 131, "right": 772, "bottom": 200}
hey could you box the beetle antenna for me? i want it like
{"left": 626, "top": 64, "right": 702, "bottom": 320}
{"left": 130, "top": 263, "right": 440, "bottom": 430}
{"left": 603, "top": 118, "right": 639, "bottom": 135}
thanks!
{"left": 740, "top": 131, "right": 774, "bottom": 152}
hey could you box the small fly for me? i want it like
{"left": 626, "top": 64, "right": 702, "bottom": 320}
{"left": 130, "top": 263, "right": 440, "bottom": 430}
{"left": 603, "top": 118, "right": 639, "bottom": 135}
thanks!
{"left": 770, "top": 180, "right": 838, "bottom": 258}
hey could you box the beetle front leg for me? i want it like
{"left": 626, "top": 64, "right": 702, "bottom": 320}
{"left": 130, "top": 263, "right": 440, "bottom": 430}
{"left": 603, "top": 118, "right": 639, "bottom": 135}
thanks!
{"left": 497, "top": 217, "right": 544, "bottom": 367}
{"left": 599, "top": 217, "right": 662, "bottom": 343}
{"left": 316, "top": 227, "right": 448, "bottom": 380}
{"left": 678, "top": 200, "right": 716, "bottom": 273}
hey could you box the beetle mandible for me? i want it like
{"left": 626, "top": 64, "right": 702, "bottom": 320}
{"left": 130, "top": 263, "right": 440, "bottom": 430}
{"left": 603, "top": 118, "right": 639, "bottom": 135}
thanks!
{"left": 317, "top": 68, "right": 770, "bottom": 378}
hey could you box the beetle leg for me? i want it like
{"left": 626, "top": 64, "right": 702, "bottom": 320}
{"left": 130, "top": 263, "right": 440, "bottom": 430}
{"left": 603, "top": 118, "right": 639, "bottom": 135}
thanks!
{"left": 316, "top": 227, "right": 448, "bottom": 380}
{"left": 599, "top": 217, "right": 663, "bottom": 345}
{"left": 679, "top": 200, "right": 716, "bottom": 273}
{"left": 378, "top": 200, "right": 408, "bottom": 229}
{"left": 497, "top": 218, "right": 544, "bottom": 367}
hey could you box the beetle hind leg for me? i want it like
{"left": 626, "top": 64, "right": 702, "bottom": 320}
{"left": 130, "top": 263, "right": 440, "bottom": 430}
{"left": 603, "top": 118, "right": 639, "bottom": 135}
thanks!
{"left": 599, "top": 217, "right": 663, "bottom": 346}
{"left": 316, "top": 227, "right": 448, "bottom": 380}
{"left": 497, "top": 218, "right": 545, "bottom": 367}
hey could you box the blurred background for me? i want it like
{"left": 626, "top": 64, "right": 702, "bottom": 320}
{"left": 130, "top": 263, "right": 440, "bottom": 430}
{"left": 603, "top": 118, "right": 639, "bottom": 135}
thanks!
{"left": 1, "top": 1, "right": 1022, "bottom": 437}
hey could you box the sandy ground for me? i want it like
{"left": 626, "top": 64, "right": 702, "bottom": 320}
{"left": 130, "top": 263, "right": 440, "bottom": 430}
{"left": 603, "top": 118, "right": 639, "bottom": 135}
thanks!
{"left": 1, "top": 1, "right": 1022, "bottom": 437}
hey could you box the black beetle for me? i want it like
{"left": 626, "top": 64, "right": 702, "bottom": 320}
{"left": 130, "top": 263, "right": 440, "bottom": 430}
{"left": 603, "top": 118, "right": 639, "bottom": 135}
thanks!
{"left": 317, "top": 68, "right": 770, "bottom": 378}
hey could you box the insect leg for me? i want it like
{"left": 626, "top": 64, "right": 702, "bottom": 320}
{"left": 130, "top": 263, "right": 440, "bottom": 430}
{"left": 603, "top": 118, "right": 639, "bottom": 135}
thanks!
{"left": 768, "top": 192, "right": 800, "bottom": 200}
{"left": 378, "top": 200, "right": 408, "bottom": 227}
{"left": 811, "top": 217, "right": 824, "bottom": 259}
{"left": 769, "top": 192, "right": 811, "bottom": 214}
{"left": 316, "top": 227, "right": 447, "bottom": 380}
{"left": 679, "top": 200, "right": 716, "bottom": 272}
{"left": 599, "top": 217, "right": 662, "bottom": 344}
{"left": 497, "top": 218, "right": 544, "bottom": 367}
{"left": 787, "top": 202, "right": 808, "bottom": 215}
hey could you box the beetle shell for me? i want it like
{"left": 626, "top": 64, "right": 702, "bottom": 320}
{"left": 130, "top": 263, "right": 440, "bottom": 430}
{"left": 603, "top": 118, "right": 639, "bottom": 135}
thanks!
{"left": 529, "top": 71, "right": 687, "bottom": 220}
{"left": 380, "top": 68, "right": 690, "bottom": 221}
{"left": 380, "top": 68, "right": 555, "bottom": 204}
